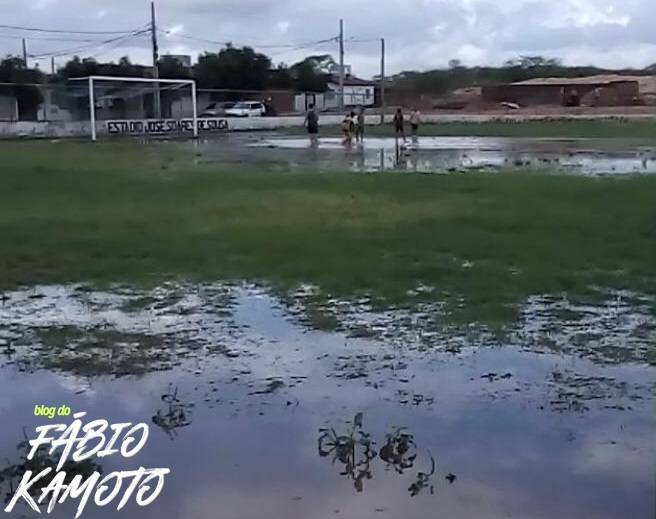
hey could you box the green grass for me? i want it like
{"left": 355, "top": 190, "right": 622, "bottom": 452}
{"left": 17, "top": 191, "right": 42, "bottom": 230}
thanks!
{"left": 285, "top": 118, "right": 656, "bottom": 139}
{"left": 1, "top": 140, "right": 655, "bottom": 320}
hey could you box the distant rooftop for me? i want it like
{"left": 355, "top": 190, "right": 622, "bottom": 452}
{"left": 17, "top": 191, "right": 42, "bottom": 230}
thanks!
{"left": 512, "top": 75, "right": 644, "bottom": 87}
{"left": 329, "top": 74, "right": 376, "bottom": 86}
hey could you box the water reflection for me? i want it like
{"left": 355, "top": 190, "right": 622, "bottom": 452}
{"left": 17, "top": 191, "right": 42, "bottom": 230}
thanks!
{"left": 0, "top": 284, "right": 654, "bottom": 519}
{"left": 246, "top": 136, "right": 656, "bottom": 175}
{"left": 379, "top": 427, "right": 416, "bottom": 474}
{"left": 152, "top": 385, "right": 193, "bottom": 440}
{"left": 318, "top": 414, "right": 455, "bottom": 497}
{"left": 0, "top": 428, "right": 103, "bottom": 507}
{"left": 318, "top": 413, "right": 376, "bottom": 492}
{"left": 408, "top": 455, "right": 435, "bottom": 496}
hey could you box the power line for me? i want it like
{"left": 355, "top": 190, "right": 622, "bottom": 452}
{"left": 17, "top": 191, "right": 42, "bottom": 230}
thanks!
{"left": 159, "top": 29, "right": 337, "bottom": 49}
{"left": 0, "top": 33, "right": 111, "bottom": 43}
{"left": 28, "top": 29, "right": 149, "bottom": 59}
{"left": 29, "top": 33, "right": 146, "bottom": 59}
{"left": 346, "top": 37, "right": 380, "bottom": 44}
{"left": 0, "top": 23, "right": 146, "bottom": 35}
{"left": 267, "top": 37, "right": 340, "bottom": 59}
{"left": 92, "top": 33, "right": 150, "bottom": 60}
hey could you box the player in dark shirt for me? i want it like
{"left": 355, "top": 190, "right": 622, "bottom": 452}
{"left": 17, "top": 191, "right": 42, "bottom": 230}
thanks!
{"left": 355, "top": 106, "right": 365, "bottom": 143}
{"left": 393, "top": 108, "right": 406, "bottom": 143}
{"left": 305, "top": 104, "right": 319, "bottom": 145}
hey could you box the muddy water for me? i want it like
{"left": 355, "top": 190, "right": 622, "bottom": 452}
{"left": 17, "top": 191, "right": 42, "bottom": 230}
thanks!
{"left": 0, "top": 284, "right": 654, "bottom": 519}
{"left": 185, "top": 134, "right": 656, "bottom": 174}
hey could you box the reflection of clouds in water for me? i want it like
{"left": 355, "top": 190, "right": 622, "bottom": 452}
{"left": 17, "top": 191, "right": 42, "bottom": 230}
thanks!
{"left": 0, "top": 284, "right": 235, "bottom": 339}
{"left": 2, "top": 283, "right": 655, "bottom": 399}
{"left": 568, "top": 420, "right": 656, "bottom": 480}
{"left": 247, "top": 136, "right": 656, "bottom": 174}
{"left": 0, "top": 283, "right": 654, "bottom": 519}
{"left": 53, "top": 372, "right": 96, "bottom": 396}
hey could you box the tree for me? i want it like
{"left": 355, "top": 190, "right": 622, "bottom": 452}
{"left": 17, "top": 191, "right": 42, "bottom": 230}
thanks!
{"left": 309, "top": 55, "right": 337, "bottom": 75}
{"left": 158, "top": 56, "right": 191, "bottom": 79}
{"left": 101, "top": 56, "right": 145, "bottom": 78}
{"left": 0, "top": 56, "right": 44, "bottom": 120}
{"left": 56, "top": 56, "right": 100, "bottom": 80}
{"left": 499, "top": 56, "right": 564, "bottom": 83}
{"left": 504, "top": 56, "right": 562, "bottom": 69}
{"left": 56, "top": 56, "right": 146, "bottom": 80}
{"left": 289, "top": 55, "right": 335, "bottom": 92}
{"left": 268, "top": 63, "right": 292, "bottom": 90}
{"left": 194, "top": 45, "right": 272, "bottom": 90}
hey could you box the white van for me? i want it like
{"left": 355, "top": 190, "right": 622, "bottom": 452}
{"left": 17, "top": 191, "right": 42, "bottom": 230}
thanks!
{"left": 224, "top": 101, "right": 266, "bottom": 117}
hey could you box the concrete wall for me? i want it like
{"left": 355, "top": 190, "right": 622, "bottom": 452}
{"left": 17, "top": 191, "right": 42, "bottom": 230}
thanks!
{"left": 0, "top": 95, "right": 18, "bottom": 121}
{"left": 342, "top": 85, "right": 375, "bottom": 107}
{"left": 37, "top": 89, "right": 73, "bottom": 122}
{"left": 2, "top": 113, "right": 656, "bottom": 139}
{"left": 0, "top": 120, "right": 91, "bottom": 138}
{"left": 326, "top": 84, "right": 376, "bottom": 107}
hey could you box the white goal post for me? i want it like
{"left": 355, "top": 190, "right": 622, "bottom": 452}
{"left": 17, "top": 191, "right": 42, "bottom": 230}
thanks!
{"left": 69, "top": 76, "right": 198, "bottom": 141}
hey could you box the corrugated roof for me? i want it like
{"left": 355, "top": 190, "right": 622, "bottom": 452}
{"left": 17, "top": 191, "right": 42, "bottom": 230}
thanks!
{"left": 329, "top": 75, "right": 376, "bottom": 86}
{"left": 512, "top": 76, "right": 639, "bottom": 86}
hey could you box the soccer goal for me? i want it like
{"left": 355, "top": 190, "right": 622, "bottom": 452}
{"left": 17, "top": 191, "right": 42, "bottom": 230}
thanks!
{"left": 68, "top": 76, "right": 199, "bottom": 141}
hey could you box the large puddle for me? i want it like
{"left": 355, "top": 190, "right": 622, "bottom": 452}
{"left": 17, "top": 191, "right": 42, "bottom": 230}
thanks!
{"left": 0, "top": 283, "right": 655, "bottom": 518}
{"left": 185, "top": 135, "right": 656, "bottom": 175}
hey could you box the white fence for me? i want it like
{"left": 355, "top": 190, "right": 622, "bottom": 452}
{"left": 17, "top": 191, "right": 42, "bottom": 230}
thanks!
{"left": 2, "top": 113, "right": 656, "bottom": 139}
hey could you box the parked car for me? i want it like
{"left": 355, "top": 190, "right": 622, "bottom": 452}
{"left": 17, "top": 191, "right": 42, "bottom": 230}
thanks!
{"left": 225, "top": 101, "right": 266, "bottom": 117}
{"left": 200, "top": 102, "right": 236, "bottom": 117}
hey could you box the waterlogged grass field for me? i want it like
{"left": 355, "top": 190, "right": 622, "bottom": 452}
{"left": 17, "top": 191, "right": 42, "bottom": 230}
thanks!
{"left": 1, "top": 140, "right": 654, "bottom": 320}
{"left": 285, "top": 117, "right": 656, "bottom": 139}
{"left": 1, "top": 137, "right": 656, "bottom": 519}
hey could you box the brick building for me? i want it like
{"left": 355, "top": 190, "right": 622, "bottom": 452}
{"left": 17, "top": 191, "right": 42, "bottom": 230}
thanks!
{"left": 482, "top": 77, "right": 641, "bottom": 107}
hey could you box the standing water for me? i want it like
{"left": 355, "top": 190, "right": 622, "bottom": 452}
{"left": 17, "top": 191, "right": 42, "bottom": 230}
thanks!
{"left": 0, "top": 283, "right": 654, "bottom": 519}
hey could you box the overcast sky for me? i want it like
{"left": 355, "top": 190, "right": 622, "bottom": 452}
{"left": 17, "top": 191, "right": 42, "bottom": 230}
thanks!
{"left": 2, "top": 0, "right": 655, "bottom": 78}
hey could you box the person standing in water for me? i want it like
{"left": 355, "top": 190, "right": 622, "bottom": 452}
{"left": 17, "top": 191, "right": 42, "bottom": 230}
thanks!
{"left": 355, "top": 106, "right": 365, "bottom": 143}
{"left": 341, "top": 112, "right": 354, "bottom": 146}
{"left": 410, "top": 107, "right": 421, "bottom": 140}
{"left": 304, "top": 104, "right": 319, "bottom": 146}
{"left": 393, "top": 108, "right": 406, "bottom": 143}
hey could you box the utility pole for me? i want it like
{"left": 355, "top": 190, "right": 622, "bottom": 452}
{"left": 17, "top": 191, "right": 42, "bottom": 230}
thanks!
{"left": 339, "top": 19, "right": 344, "bottom": 112}
{"left": 51, "top": 57, "right": 55, "bottom": 75}
{"left": 380, "top": 37, "right": 385, "bottom": 124}
{"left": 22, "top": 39, "right": 27, "bottom": 67}
{"left": 151, "top": 1, "right": 162, "bottom": 118}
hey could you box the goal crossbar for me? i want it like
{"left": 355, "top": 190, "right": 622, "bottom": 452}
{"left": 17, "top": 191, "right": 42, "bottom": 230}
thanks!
{"left": 70, "top": 76, "right": 198, "bottom": 141}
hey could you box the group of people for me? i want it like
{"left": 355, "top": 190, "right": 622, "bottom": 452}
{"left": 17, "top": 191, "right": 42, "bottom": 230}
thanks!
{"left": 392, "top": 107, "right": 422, "bottom": 143}
{"left": 339, "top": 106, "right": 367, "bottom": 145}
{"left": 304, "top": 105, "right": 422, "bottom": 146}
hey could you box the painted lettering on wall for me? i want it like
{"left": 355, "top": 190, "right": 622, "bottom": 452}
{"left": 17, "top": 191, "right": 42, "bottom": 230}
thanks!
{"left": 106, "top": 118, "right": 229, "bottom": 135}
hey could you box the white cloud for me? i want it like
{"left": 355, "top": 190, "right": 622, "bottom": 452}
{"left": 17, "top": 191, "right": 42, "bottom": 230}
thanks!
{"left": 164, "top": 24, "right": 184, "bottom": 37}
{"left": 30, "top": 0, "right": 57, "bottom": 10}
{"left": 3, "top": 0, "right": 656, "bottom": 77}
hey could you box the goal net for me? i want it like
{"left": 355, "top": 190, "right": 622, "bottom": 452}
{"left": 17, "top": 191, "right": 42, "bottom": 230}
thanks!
{"left": 68, "top": 76, "right": 202, "bottom": 141}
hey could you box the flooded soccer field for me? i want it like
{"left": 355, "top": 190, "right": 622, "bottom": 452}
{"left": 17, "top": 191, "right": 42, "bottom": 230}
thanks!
{"left": 187, "top": 133, "right": 656, "bottom": 175}
{"left": 0, "top": 136, "right": 655, "bottom": 519}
